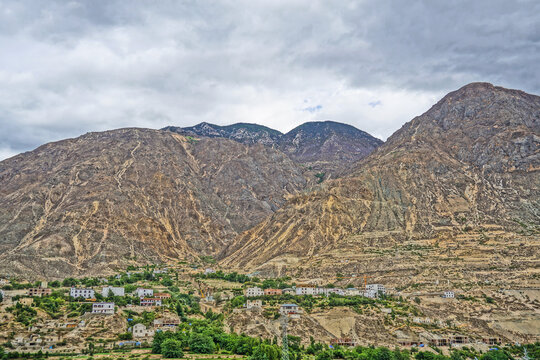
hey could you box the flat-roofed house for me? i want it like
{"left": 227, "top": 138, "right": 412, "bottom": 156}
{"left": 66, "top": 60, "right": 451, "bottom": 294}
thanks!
{"left": 365, "top": 284, "right": 386, "bottom": 296}
{"left": 140, "top": 298, "right": 162, "bottom": 307}
{"left": 246, "top": 299, "right": 263, "bottom": 309}
{"left": 264, "top": 289, "right": 282, "bottom": 296}
{"left": 295, "top": 286, "right": 317, "bottom": 296}
{"left": 92, "top": 302, "right": 115, "bottom": 315}
{"left": 132, "top": 323, "right": 155, "bottom": 338}
{"left": 27, "top": 288, "right": 52, "bottom": 297}
{"left": 245, "top": 287, "right": 264, "bottom": 297}
{"left": 279, "top": 303, "right": 301, "bottom": 315}
{"left": 442, "top": 291, "right": 455, "bottom": 298}
{"left": 136, "top": 288, "right": 154, "bottom": 298}
{"left": 154, "top": 292, "right": 171, "bottom": 300}
{"left": 70, "top": 287, "right": 95, "bottom": 299}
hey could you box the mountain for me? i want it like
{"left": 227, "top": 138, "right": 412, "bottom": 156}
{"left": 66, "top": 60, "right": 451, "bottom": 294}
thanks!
{"left": 164, "top": 121, "right": 383, "bottom": 177}
{"left": 163, "top": 122, "right": 282, "bottom": 146}
{"left": 220, "top": 83, "right": 540, "bottom": 284}
{"left": 0, "top": 129, "right": 307, "bottom": 278}
{"left": 279, "top": 121, "right": 383, "bottom": 175}
{"left": 1, "top": 83, "right": 537, "bottom": 282}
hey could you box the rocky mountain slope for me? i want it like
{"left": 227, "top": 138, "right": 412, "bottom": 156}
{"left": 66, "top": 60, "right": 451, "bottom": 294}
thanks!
{"left": 164, "top": 121, "right": 383, "bottom": 177}
{"left": 279, "top": 121, "right": 383, "bottom": 175}
{"left": 0, "top": 129, "right": 307, "bottom": 278}
{"left": 220, "top": 83, "right": 540, "bottom": 277}
{"left": 163, "top": 122, "right": 282, "bottom": 146}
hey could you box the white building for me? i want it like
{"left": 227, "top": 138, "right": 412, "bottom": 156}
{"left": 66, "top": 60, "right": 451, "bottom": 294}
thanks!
{"left": 282, "top": 288, "right": 295, "bottom": 295}
{"left": 140, "top": 298, "right": 162, "bottom": 307}
{"left": 132, "top": 323, "right": 155, "bottom": 338}
{"left": 294, "top": 287, "right": 345, "bottom": 296}
{"left": 136, "top": 288, "right": 154, "bottom": 298}
{"left": 204, "top": 268, "right": 216, "bottom": 275}
{"left": 280, "top": 303, "right": 301, "bottom": 315}
{"left": 322, "top": 288, "right": 345, "bottom": 296}
{"left": 344, "top": 288, "right": 362, "bottom": 296}
{"left": 245, "top": 287, "right": 264, "bottom": 297}
{"left": 442, "top": 291, "right": 455, "bottom": 298}
{"left": 295, "top": 286, "right": 317, "bottom": 296}
{"left": 245, "top": 299, "right": 263, "bottom": 309}
{"left": 102, "top": 286, "right": 125, "bottom": 297}
{"left": 364, "top": 290, "right": 377, "bottom": 298}
{"left": 92, "top": 302, "right": 115, "bottom": 315}
{"left": 70, "top": 288, "right": 95, "bottom": 299}
{"left": 365, "top": 284, "right": 386, "bottom": 295}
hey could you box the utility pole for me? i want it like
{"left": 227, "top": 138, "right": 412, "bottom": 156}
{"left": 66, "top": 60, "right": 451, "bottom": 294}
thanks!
{"left": 281, "top": 314, "right": 289, "bottom": 360}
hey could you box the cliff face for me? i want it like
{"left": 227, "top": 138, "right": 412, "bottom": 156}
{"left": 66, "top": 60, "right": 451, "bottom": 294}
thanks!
{"left": 164, "top": 121, "right": 383, "bottom": 177}
{"left": 0, "top": 129, "right": 306, "bottom": 278}
{"left": 220, "top": 83, "right": 540, "bottom": 273}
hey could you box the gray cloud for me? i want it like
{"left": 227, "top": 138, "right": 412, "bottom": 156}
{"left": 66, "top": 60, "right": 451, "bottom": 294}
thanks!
{"left": 0, "top": 0, "right": 538, "bottom": 160}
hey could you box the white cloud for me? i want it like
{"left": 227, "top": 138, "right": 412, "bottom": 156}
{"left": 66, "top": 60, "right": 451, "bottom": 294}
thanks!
{"left": 0, "top": 147, "right": 18, "bottom": 161}
{"left": 0, "top": 0, "right": 538, "bottom": 160}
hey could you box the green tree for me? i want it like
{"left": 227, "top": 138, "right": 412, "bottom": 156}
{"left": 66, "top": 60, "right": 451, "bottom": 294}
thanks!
{"left": 316, "top": 350, "right": 333, "bottom": 360}
{"left": 374, "top": 347, "right": 393, "bottom": 360}
{"left": 87, "top": 342, "right": 95, "bottom": 356}
{"left": 162, "top": 277, "right": 174, "bottom": 287}
{"left": 250, "top": 344, "right": 280, "bottom": 360}
{"left": 161, "top": 339, "right": 184, "bottom": 359}
{"left": 118, "top": 333, "right": 133, "bottom": 340}
{"left": 176, "top": 303, "right": 185, "bottom": 318}
{"left": 62, "top": 278, "right": 79, "bottom": 287}
{"left": 49, "top": 281, "right": 61, "bottom": 288}
{"left": 415, "top": 352, "right": 446, "bottom": 360}
{"left": 480, "top": 351, "right": 511, "bottom": 360}
{"left": 152, "top": 331, "right": 166, "bottom": 354}
{"left": 189, "top": 333, "right": 216, "bottom": 354}
{"left": 393, "top": 348, "right": 411, "bottom": 360}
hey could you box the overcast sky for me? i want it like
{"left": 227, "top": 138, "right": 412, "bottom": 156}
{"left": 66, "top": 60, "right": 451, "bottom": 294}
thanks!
{"left": 0, "top": 0, "right": 539, "bottom": 160}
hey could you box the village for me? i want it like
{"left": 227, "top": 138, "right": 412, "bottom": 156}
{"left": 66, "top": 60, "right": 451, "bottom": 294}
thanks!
{"left": 1, "top": 259, "right": 533, "bottom": 360}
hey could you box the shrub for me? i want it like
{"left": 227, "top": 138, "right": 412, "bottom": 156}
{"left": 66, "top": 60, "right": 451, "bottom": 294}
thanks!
{"left": 118, "top": 333, "right": 133, "bottom": 340}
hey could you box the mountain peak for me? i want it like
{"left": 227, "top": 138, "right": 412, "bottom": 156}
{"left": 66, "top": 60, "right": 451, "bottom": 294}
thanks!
{"left": 164, "top": 120, "right": 383, "bottom": 176}
{"left": 370, "top": 82, "right": 540, "bottom": 174}
{"left": 220, "top": 83, "right": 539, "bottom": 280}
{"left": 437, "top": 82, "right": 538, "bottom": 107}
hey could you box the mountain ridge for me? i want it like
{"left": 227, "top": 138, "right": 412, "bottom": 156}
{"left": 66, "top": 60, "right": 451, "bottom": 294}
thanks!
{"left": 219, "top": 83, "right": 540, "bottom": 275}
{"left": 164, "top": 120, "right": 383, "bottom": 176}
{"left": 0, "top": 128, "right": 307, "bottom": 278}
{"left": 0, "top": 82, "right": 538, "bottom": 281}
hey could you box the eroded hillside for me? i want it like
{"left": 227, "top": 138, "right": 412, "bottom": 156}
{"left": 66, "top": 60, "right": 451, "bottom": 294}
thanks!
{"left": 220, "top": 83, "right": 540, "bottom": 276}
{"left": 0, "top": 129, "right": 307, "bottom": 278}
